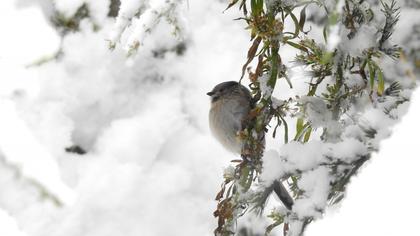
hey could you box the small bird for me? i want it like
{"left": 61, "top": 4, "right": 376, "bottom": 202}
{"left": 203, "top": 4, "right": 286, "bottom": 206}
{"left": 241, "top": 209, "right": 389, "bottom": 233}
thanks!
{"left": 207, "top": 81, "right": 252, "bottom": 153}
{"left": 207, "top": 81, "right": 294, "bottom": 210}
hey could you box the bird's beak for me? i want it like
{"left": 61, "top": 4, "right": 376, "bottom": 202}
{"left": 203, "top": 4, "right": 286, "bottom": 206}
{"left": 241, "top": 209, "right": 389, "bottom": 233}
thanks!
{"left": 206, "top": 91, "right": 215, "bottom": 96}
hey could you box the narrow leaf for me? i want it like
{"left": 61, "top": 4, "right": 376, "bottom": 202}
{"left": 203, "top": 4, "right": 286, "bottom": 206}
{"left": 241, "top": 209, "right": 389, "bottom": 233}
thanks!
{"left": 256, "top": 0, "right": 264, "bottom": 14}
{"left": 283, "top": 10, "right": 300, "bottom": 40}
{"left": 241, "top": 37, "right": 262, "bottom": 79}
{"left": 323, "top": 25, "right": 328, "bottom": 43}
{"left": 285, "top": 40, "right": 308, "bottom": 52}
{"left": 279, "top": 115, "right": 289, "bottom": 144}
{"left": 296, "top": 117, "right": 304, "bottom": 135}
{"left": 299, "top": 6, "right": 307, "bottom": 32}
{"left": 303, "top": 127, "right": 312, "bottom": 142}
{"left": 284, "top": 76, "right": 293, "bottom": 89}
{"left": 224, "top": 0, "right": 239, "bottom": 12}
{"left": 367, "top": 61, "right": 375, "bottom": 90}
{"left": 377, "top": 69, "right": 385, "bottom": 96}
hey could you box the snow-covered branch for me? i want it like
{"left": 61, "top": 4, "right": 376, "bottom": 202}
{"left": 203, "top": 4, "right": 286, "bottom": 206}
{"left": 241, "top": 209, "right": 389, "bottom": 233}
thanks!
{"left": 108, "top": 0, "right": 187, "bottom": 53}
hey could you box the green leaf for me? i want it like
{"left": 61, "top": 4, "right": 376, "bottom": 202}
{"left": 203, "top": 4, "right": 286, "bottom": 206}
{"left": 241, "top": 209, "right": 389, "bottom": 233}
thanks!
{"left": 268, "top": 47, "right": 279, "bottom": 89}
{"left": 367, "top": 60, "right": 375, "bottom": 90}
{"left": 321, "top": 51, "right": 333, "bottom": 65}
{"left": 251, "top": 0, "right": 264, "bottom": 16}
{"left": 296, "top": 117, "right": 304, "bottom": 135}
{"left": 323, "top": 25, "right": 328, "bottom": 43}
{"left": 303, "top": 127, "right": 312, "bottom": 142}
{"left": 285, "top": 40, "right": 308, "bottom": 52}
{"left": 240, "top": 166, "right": 252, "bottom": 190}
{"left": 251, "top": 0, "right": 257, "bottom": 15}
{"left": 377, "top": 69, "right": 385, "bottom": 96}
{"left": 294, "top": 118, "right": 311, "bottom": 141}
{"left": 257, "top": 0, "right": 264, "bottom": 13}
{"left": 328, "top": 12, "right": 339, "bottom": 25}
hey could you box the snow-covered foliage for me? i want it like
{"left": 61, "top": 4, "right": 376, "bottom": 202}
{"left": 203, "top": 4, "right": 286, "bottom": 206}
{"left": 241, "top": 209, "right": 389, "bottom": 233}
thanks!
{"left": 0, "top": 0, "right": 419, "bottom": 236}
{"left": 212, "top": 0, "right": 418, "bottom": 235}
{"left": 109, "top": 0, "right": 188, "bottom": 53}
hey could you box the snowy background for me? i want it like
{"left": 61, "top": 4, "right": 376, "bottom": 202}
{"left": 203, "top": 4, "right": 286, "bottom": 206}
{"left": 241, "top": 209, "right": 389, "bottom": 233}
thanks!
{"left": 0, "top": 0, "right": 419, "bottom": 236}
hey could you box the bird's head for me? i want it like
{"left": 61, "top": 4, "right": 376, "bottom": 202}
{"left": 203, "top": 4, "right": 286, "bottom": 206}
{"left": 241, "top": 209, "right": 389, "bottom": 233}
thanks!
{"left": 206, "top": 81, "right": 242, "bottom": 103}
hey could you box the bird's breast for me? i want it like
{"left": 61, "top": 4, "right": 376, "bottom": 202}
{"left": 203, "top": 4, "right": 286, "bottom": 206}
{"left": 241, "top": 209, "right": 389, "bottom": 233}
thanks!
{"left": 209, "top": 98, "right": 250, "bottom": 154}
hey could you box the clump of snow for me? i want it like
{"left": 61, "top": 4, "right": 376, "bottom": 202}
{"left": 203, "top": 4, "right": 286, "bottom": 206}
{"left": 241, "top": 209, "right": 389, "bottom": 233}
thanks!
{"left": 293, "top": 167, "right": 330, "bottom": 219}
{"left": 0, "top": 100, "right": 76, "bottom": 205}
{"left": 325, "top": 138, "right": 368, "bottom": 162}
{"left": 261, "top": 137, "right": 368, "bottom": 185}
{"left": 338, "top": 24, "right": 378, "bottom": 57}
{"left": 343, "top": 71, "right": 365, "bottom": 89}
{"left": 258, "top": 74, "right": 274, "bottom": 98}
{"left": 298, "top": 96, "right": 333, "bottom": 128}
{"left": 223, "top": 165, "right": 236, "bottom": 180}
{"left": 260, "top": 149, "right": 285, "bottom": 185}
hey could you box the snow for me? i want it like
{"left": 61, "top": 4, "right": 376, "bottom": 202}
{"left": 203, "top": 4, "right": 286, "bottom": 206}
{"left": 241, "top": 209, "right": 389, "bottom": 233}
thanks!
{"left": 0, "top": 1, "right": 247, "bottom": 235}
{"left": 0, "top": 209, "right": 27, "bottom": 236}
{"left": 0, "top": 0, "right": 419, "bottom": 236}
{"left": 258, "top": 74, "right": 274, "bottom": 98}
{"left": 109, "top": 0, "right": 186, "bottom": 51}
{"left": 293, "top": 167, "right": 330, "bottom": 219}
{"left": 338, "top": 24, "right": 378, "bottom": 57}
{"left": 325, "top": 138, "right": 368, "bottom": 162}
{"left": 109, "top": 0, "right": 146, "bottom": 46}
{"left": 261, "top": 137, "right": 368, "bottom": 185}
{"left": 0, "top": 100, "right": 76, "bottom": 206}
{"left": 298, "top": 96, "right": 333, "bottom": 128}
{"left": 86, "top": 0, "right": 111, "bottom": 24}
{"left": 306, "top": 90, "right": 420, "bottom": 236}
{"left": 0, "top": 2, "right": 60, "bottom": 66}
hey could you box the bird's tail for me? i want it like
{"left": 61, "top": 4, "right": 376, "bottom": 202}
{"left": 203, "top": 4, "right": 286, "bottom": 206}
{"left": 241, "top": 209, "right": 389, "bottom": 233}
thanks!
{"left": 272, "top": 180, "right": 294, "bottom": 210}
